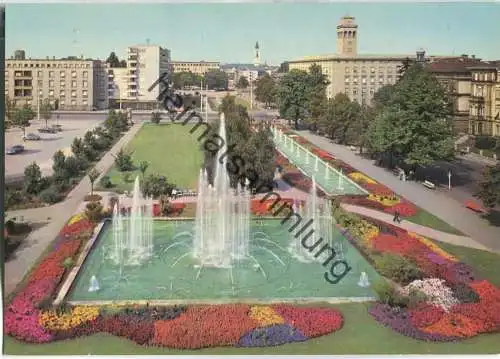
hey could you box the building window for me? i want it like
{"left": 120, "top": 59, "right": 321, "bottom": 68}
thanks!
{"left": 362, "top": 88, "right": 367, "bottom": 93}
{"left": 71, "top": 99, "right": 77, "bottom": 105}
{"left": 37, "top": 71, "right": 43, "bottom": 77}
{"left": 60, "top": 71, "right": 66, "bottom": 77}
{"left": 370, "top": 67, "right": 375, "bottom": 73}
{"left": 72, "top": 71, "right": 77, "bottom": 78}
{"left": 82, "top": 90, "right": 88, "bottom": 97}
{"left": 353, "top": 78, "right": 358, "bottom": 84}
{"left": 71, "top": 90, "right": 77, "bottom": 97}
{"left": 83, "top": 99, "right": 88, "bottom": 105}
{"left": 82, "top": 80, "right": 88, "bottom": 88}
{"left": 60, "top": 90, "right": 65, "bottom": 96}
{"left": 379, "top": 78, "right": 384, "bottom": 83}
{"left": 370, "top": 88, "right": 375, "bottom": 95}
{"left": 345, "top": 67, "right": 350, "bottom": 73}
{"left": 83, "top": 71, "right": 88, "bottom": 78}
{"left": 49, "top": 71, "right": 54, "bottom": 78}
{"left": 387, "top": 67, "right": 393, "bottom": 73}
{"left": 371, "top": 78, "right": 375, "bottom": 83}
{"left": 353, "top": 89, "right": 358, "bottom": 95}
{"left": 362, "top": 78, "right": 367, "bottom": 84}
{"left": 345, "top": 78, "right": 350, "bottom": 84}
{"left": 49, "top": 89, "right": 54, "bottom": 96}
{"left": 49, "top": 80, "right": 54, "bottom": 87}
{"left": 353, "top": 67, "right": 358, "bottom": 74}
{"left": 71, "top": 81, "right": 77, "bottom": 87}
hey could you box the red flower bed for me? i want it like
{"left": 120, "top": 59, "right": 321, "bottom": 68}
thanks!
{"left": 251, "top": 199, "right": 294, "bottom": 216}
{"left": 469, "top": 280, "right": 500, "bottom": 303}
{"left": 384, "top": 201, "right": 418, "bottom": 217}
{"left": 370, "top": 233, "right": 424, "bottom": 256}
{"left": 312, "top": 148, "right": 335, "bottom": 161}
{"left": 28, "top": 239, "right": 82, "bottom": 283}
{"left": 451, "top": 301, "right": 500, "bottom": 333}
{"left": 60, "top": 219, "right": 93, "bottom": 238}
{"left": 152, "top": 305, "right": 257, "bottom": 349}
{"left": 273, "top": 304, "right": 343, "bottom": 338}
{"left": 101, "top": 315, "right": 155, "bottom": 345}
{"left": 362, "top": 182, "right": 395, "bottom": 197}
{"left": 409, "top": 304, "right": 445, "bottom": 328}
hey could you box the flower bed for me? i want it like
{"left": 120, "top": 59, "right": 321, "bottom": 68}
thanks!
{"left": 336, "top": 207, "right": 500, "bottom": 341}
{"left": 6, "top": 208, "right": 345, "bottom": 349}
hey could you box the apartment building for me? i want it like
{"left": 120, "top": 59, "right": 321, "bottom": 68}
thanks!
{"left": 287, "top": 16, "right": 452, "bottom": 106}
{"left": 107, "top": 44, "right": 171, "bottom": 110}
{"left": 5, "top": 55, "right": 108, "bottom": 110}
{"left": 428, "top": 57, "right": 500, "bottom": 136}
{"left": 171, "top": 61, "right": 220, "bottom": 75}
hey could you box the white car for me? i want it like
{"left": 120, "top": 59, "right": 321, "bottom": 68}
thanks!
{"left": 22, "top": 133, "right": 41, "bottom": 141}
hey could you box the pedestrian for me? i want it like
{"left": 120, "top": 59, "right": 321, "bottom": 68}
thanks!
{"left": 393, "top": 210, "right": 400, "bottom": 223}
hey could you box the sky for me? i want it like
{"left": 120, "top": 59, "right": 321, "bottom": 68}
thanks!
{"left": 5, "top": 2, "right": 500, "bottom": 65}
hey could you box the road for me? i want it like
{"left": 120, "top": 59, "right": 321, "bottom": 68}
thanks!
{"left": 5, "top": 114, "right": 106, "bottom": 183}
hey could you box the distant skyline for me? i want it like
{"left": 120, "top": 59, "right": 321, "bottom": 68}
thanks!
{"left": 6, "top": 3, "right": 500, "bottom": 65}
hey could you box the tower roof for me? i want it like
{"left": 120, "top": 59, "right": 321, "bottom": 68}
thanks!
{"left": 255, "top": 41, "right": 259, "bottom": 50}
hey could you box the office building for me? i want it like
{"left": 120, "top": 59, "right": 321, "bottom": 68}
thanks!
{"left": 287, "top": 16, "right": 454, "bottom": 105}
{"left": 5, "top": 55, "right": 108, "bottom": 110}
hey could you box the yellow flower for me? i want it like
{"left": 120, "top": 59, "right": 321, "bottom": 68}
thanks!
{"left": 249, "top": 306, "right": 285, "bottom": 326}
{"left": 348, "top": 172, "right": 377, "bottom": 184}
{"left": 407, "top": 232, "right": 457, "bottom": 262}
{"left": 39, "top": 306, "right": 100, "bottom": 331}
{"left": 67, "top": 213, "right": 85, "bottom": 226}
{"left": 368, "top": 194, "right": 400, "bottom": 207}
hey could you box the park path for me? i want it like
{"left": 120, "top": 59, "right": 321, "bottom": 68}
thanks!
{"left": 340, "top": 203, "right": 492, "bottom": 252}
{"left": 297, "top": 130, "right": 500, "bottom": 253}
{"left": 4, "top": 121, "right": 144, "bottom": 297}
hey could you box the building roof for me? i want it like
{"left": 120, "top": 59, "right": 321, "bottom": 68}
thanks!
{"left": 427, "top": 56, "right": 484, "bottom": 73}
{"left": 288, "top": 53, "right": 419, "bottom": 63}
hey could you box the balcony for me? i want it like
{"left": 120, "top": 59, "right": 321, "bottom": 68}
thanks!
{"left": 128, "top": 72, "right": 137, "bottom": 78}
{"left": 470, "top": 95, "right": 485, "bottom": 103}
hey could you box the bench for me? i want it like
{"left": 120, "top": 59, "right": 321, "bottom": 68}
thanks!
{"left": 423, "top": 180, "right": 436, "bottom": 189}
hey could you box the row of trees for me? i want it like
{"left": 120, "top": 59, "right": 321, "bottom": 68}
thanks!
{"left": 171, "top": 70, "right": 229, "bottom": 90}
{"left": 5, "top": 97, "right": 55, "bottom": 133}
{"left": 5, "top": 110, "right": 131, "bottom": 210}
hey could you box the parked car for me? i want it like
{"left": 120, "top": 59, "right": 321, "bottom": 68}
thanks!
{"left": 38, "top": 127, "right": 58, "bottom": 134}
{"left": 22, "top": 132, "right": 41, "bottom": 141}
{"left": 51, "top": 124, "right": 63, "bottom": 132}
{"left": 7, "top": 145, "right": 25, "bottom": 155}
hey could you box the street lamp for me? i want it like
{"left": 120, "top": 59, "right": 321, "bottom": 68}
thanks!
{"left": 249, "top": 72, "right": 254, "bottom": 110}
{"left": 448, "top": 169, "right": 452, "bottom": 190}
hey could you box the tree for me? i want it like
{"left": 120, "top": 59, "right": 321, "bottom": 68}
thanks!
{"left": 276, "top": 69, "right": 311, "bottom": 129}
{"left": 52, "top": 150, "right": 67, "bottom": 180}
{"left": 172, "top": 72, "right": 203, "bottom": 90}
{"left": 23, "top": 162, "right": 42, "bottom": 195}
{"left": 87, "top": 168, "right": 101, "bottom": 196}
{"left": 39, "top": 99, "right": 52, "bottom": 128}
{"left": 372, "top": 84, "right": 396, "bottom": 111}
{"left": 139, "top": 160, "right": 150, "bottom": 178}
{"left": 71, "top": 137, "right": 86, "bottom": 159}
{"left": 204, "top": 70, "right": 228, "bottom": 90}
{"left": 476, "top": 164, "right": 500, "bottom": 209}
{"left": 5, "top": 96, "right": 17, "bottom": 128}
{"left": 236, "top": 76, "right": 249, "bottom": 89}
{"left": 254, "top": 73, "right": 276, "bottom": 108}
{"left": 11, "top": 105, "right": 35, "bottom": 136}
{"left": 106, "top": 52, "right": 121, "bottom": 68}
{"left": 397, "top": 57, "right": 414, "bottom": 80}
{"left": 305, "top": 64, "right": 329, "bottom": 131}
{"left": 319, "top": 93, "right": 360, "bottom": 144}
{"left": 367, "top": 64, "right": 454, "bottom": 169}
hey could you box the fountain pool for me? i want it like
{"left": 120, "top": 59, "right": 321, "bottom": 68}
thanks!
{"left": 67, "top": 219, "right": 380, "bottom": 302}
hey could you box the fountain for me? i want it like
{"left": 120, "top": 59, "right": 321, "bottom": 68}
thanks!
{"left": 358, "top": 272, "right": 370, "bottom": 287}
{"left": 315, "top": 156, "right": 319, "bottom": 172}
{"left": 88, "top": 275, "right": 100, "bottom": 292}
{"left": 337, "top": 168, "right": 344, "bottom": 190}
{"left": 110, "top": 176, "right": 154, "bottom": 267}
{"left": 194, "top": 113, "right": 251, "bottom": 268}
{"left": 296, "top": 143, "right": 300, "bottom": 157}
{"left": 325, "top": 164, "right": 330, "bottom": 180}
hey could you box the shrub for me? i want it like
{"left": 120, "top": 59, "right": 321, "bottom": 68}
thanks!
{"left": 374, "top": 253, "right": 424, "bottom": 285}
{"left": 62, "top": 257, "right": 74, "bottom": 269}
{"left": 113, "top": 148, "right": 134, "bottom": 172}
{"left": 5, "top": 190, "right": 24, "bottom": 208}
{"left": 122, "top": 172, "right": 131, "bottom": 183}
{"left": 85, "top": 201, "right": 104, "bottom": 223}
{"left": 39, "top": 186, "right": 64, "bottom": 204}
{"left": 475, "top": 135, "right": 497, "bottom": 150}
{"left": 141, "top": 174, "right": 175, "bottom": 199}
{"left": 99, "top": 175, "right": 113, "bottom": 188}
{"left": 5, "top": 219, "right": 16, "bottom": 235}
{"left": 372, "top": 279, "right": 409, "bottom": 307}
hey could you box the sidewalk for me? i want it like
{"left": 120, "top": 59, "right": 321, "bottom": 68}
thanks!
{"left": 4, "top": 122, "right": 144, "bottom": 296}
{"left": 298, "top": 130, "right": 500, "bottom": 253}
{"left": 340, "top": 203, "right": 493, "bottom": 252}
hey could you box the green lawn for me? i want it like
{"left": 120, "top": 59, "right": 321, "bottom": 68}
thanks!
{"left": 235, "top": 96, "right": 250, "bottom": 110}
{"left": 5, "top": 241, "right": 500, "bottom": 355}
{"left": 99, "top": 123, "right": 203, "bottom": 192}
{"left": 406, "top": 208, "right": 464, "bottom": 235}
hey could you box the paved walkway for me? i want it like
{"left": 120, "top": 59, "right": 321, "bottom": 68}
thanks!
{"left": 298, "top": 130, "right": 500, "bottom": 253}
{"left": 4, "top": 122, "right": 144, "bottom": 296}
{"left": 341, "top": 203, "right": 492, "bottom": 252}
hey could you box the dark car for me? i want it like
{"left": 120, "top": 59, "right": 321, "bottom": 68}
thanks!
{"left": 7, "top": 145, "right": 25, "bottom": 155}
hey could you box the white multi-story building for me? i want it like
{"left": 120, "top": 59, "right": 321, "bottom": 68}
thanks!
{"left": 5, "top": 55, "right": 109, "bottom": 110}
{"left": 107, "top": 44, "right": 171, "bottom": 109}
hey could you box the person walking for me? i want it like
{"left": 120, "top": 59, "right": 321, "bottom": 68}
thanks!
{"left": 393, "top": 210, "right": 401, "bottom": 223}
